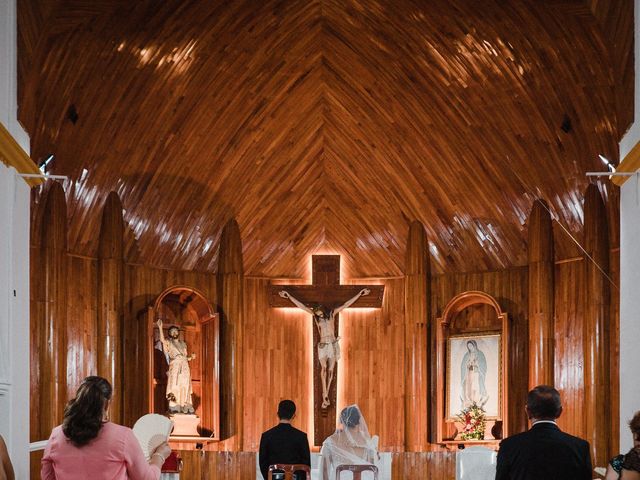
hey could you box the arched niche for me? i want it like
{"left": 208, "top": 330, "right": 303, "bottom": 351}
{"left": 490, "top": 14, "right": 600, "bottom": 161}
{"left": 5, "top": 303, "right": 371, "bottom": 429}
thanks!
{"left": 435, "top": 291, "right": 509, "bottom": 448}
{"left": 147, "top": 286, "right": 220, "bottom": 439}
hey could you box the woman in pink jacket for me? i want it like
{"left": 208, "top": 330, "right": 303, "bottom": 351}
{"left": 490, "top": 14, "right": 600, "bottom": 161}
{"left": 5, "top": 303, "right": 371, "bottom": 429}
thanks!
{"left": 41, "top": 376, "right": 171, "bottom": 480}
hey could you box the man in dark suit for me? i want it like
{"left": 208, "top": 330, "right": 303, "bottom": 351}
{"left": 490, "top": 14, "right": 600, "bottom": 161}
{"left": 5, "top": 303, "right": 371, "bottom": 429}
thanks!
{"left": 259, "top": 400, "right": 311, "bottom": 480}
{"left": 495, "top": 385, "right": 592, "bottom": 480}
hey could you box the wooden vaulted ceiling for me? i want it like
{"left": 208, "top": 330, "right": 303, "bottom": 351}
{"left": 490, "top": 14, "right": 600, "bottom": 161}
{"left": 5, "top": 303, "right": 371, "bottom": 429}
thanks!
{"left": 18, "top": 0, "right": 632, "bottom": 277}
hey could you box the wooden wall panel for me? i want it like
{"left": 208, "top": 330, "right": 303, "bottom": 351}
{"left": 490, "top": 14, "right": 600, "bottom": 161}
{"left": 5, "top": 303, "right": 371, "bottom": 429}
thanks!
{"left": 65, "top": 255, "right": 98, "bottom": 396}
{"left": 243, "top": 278, "right": 312, "bottom": 451}
{"left": 30, "top": 183, "right": 68, "bottom": 443}
{"left": 97, "top": 192, "right": 125, "bottom": 423}
{"left": 217, "top": 219, "right": 244, "bottom": 449}
{"left": 392, "top": 452, "right": 455, "bottom": 480}
{"left": 339, "top": 278, "right": 406, "bottom": 451}
{"left": 179, "top": 450, "right": 256, "bottom": 479}
{"left": 404, "top": 222, "right": 430, "bottom": 451}
{"left": 431, "top": 268, "right": 530, "bottom": 436}
{"left": 29, "top": 241, "right": 42, "bottom": 443}
{"left": 242, "top": 277, "right": 408, "bottom": 452}
{"left": 29, "top": 450, "right": 43, "bottom": 479}
{"left": 583, "top": 184, "right": 611, "bottom": 466}
{"left": 609, "top": 249, "right": 620, "bottom": 456}
{"left": 527, "top": 200, "right": 554, "bottom": 388}
{"left": 122, "top": 263, "right": 165, "bottom": 427}
{"left": 28, "top": 186, "right": 619, "bottom": 478}
{"left": 554, "top": 259, "right": 585, "bottom": 439}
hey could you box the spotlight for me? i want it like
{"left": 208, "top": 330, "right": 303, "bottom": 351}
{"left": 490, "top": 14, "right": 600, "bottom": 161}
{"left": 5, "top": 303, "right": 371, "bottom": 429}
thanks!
{"left": 598, "top": 154, "right": 616, "bottom": 173}
{"left": 38, "top": 154, "right": 54, "bottom": 174}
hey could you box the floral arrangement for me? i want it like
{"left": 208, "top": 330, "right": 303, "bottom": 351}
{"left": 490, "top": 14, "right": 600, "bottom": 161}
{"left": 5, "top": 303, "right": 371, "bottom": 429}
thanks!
{"left": 456, "top": 402, "right": 486, "bottom": 441}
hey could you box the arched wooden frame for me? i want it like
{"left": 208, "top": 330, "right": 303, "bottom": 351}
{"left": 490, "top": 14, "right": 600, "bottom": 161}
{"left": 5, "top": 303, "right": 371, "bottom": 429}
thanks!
{"left": 148, "top": 285, "right": 220, "bottom": 439}
{"left": 435, "top": 291, "right": 509, "bottom": 447}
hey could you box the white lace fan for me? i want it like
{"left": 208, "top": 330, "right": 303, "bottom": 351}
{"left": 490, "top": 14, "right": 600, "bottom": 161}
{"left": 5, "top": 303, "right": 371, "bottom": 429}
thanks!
{"left": 132, "top": 414, "right": 174, "bottom": 460}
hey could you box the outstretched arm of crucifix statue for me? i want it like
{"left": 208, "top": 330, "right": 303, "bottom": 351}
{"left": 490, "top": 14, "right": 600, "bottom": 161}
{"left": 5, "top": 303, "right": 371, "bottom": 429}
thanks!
{"left": 279, "top": 290, "right": 314, "bottom": 314}
{"left": 333, "top": 288, "right": 371, "bottom": 314}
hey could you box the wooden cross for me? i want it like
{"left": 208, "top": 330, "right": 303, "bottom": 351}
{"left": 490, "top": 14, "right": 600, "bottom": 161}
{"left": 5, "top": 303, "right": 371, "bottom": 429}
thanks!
{"left": 268, "top": 255, "right": 384, "bottom": 445}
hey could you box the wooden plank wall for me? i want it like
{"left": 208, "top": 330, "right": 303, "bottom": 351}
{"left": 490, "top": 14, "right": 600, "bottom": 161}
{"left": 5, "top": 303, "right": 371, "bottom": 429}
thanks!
{"left": 339, "top": 279, "right": 406, "bottom": 451}
{"left": 29, "top": 260, "right": 620, "bottom": 478}
{"left": 554, "top": 259, "right": 586, "bottom": 438}
{"left": 178, "top": 450, "right": 256, "bottom": 479}
{"left": 28, "top": 189, "right": 620, "bottom": 479}
{"left": 243, "top": 278, "right": 313, "bottom": 451}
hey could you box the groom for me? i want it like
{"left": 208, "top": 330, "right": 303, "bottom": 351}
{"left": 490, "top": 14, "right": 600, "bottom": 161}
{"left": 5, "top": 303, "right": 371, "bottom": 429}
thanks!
{"left": 259, "top": 400, "right": 311, "bottom": 479}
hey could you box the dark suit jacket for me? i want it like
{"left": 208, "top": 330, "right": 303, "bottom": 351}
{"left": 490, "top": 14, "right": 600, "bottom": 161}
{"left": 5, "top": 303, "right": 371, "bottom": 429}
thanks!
{"left": 495, "top": 422, "right": 592, "bottom": 480}
{"left": 259, "top": 423, "right": 311, "bottom": 480}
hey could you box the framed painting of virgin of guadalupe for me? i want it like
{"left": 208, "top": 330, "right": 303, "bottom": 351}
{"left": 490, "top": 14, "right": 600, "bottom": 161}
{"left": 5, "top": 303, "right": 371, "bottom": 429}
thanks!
{"left": 445, "top": 333, "right": 502, "bottom": 421}
{"left": 434, "top": 290, "right": 509, "bottom": 446}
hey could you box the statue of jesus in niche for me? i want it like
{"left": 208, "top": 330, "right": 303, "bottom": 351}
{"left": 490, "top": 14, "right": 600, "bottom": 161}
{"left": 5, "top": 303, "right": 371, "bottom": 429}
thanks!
{"left": 279, "top": 288, "right": 370, "bottom": 408}
{"left": 156, "top": 319, "right": 196, "bottom": 414}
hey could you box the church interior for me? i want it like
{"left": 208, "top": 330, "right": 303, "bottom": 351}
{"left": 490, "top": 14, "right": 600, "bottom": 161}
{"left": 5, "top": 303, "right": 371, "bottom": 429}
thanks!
{"left": 1, "top": 0, "right": 640, "bottom": 478}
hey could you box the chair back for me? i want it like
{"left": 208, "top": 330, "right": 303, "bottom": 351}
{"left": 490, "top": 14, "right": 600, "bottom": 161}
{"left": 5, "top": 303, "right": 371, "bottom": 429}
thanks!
{"left": 336, "top": 464, "right": 379, "bottom": 479}
{"left": 268, "top": 464, "right": 311, "bottom": 480}
{"left": 455, "top": 446, "right": 497, "bottom": 480}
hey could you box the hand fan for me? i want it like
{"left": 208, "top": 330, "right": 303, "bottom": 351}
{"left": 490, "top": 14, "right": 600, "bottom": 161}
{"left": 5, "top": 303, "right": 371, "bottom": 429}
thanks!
{"left": 132, "top": 414, "right": 174, "bottom": 460}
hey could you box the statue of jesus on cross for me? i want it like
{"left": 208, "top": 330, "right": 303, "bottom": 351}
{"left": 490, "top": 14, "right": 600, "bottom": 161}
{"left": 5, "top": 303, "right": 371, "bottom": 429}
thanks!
{"left": 279, "top": 288, "right": 370, "bottom": 409}
{"left": 269, "top": 255, "right": 384, "bottom": 445}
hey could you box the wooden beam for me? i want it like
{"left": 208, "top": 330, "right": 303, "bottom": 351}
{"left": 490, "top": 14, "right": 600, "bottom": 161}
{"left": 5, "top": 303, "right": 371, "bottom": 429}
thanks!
{"left": 268, "top": 285, "right": 384, "bottom": 308}
{"left": 404, "top": 221, "right": 430, "bottom": 451}
{"left": 0, "top": 122, "right": 41, "bottom": 186}
{"left": 217, "top": 218, "right": 244, "bottom": 449}
{"left": 37, "top": 182, "right": 67, "bottom": 438}
{"left": 583, "top": 184, "right": 611, "bottom": 466}
{"left": 527, "top": 199, "right": 555, "bottom": 388}
{"left": 611, "top": 140, "right": 640, "bottom": 186}
{"left": 97, "top": 192, "right": 125, "bottom": 423}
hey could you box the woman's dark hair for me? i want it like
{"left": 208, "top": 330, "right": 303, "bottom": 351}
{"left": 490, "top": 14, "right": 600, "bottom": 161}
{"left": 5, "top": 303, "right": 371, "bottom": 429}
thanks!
{"left": 62, "top": 376, "right": 112, "bottom": 446}
{"left": 340, "top": 406, "right": 361, "bottom": 428}
{"left": 629, "top": 411, "right": 640, "bottom": 440}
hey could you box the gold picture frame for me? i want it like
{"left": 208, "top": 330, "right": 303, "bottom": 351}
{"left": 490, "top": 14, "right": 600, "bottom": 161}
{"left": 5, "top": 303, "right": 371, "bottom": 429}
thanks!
{"left": 445, "top": 332, "right": 503, "bottom": 422}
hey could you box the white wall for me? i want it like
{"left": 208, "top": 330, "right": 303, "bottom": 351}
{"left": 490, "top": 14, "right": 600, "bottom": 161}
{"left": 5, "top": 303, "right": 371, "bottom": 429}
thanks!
{"left": 620, "top": 177, "right": 640, "bottom": 453}
{"left": 618, "top": 0, "right": 640, "bottom": 454}
{"left": 0, "top": 163, "right": 30, "bottom": 479}
{"left": 0, "top": 0, "right": 33, "bottom": 477}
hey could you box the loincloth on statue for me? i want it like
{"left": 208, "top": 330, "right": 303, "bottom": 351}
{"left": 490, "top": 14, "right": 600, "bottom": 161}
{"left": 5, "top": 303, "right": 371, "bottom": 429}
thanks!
{"left": 317, "top": 337, "right": 341, "bottom": 361}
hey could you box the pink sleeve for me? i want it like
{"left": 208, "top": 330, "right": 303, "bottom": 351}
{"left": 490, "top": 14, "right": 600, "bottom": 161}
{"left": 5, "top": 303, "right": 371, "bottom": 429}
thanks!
{"left": 40, "top": 430, "right": 56, "bottom": 480}
{"left": 123, "top": 429, "right": 161, "bottom": 480}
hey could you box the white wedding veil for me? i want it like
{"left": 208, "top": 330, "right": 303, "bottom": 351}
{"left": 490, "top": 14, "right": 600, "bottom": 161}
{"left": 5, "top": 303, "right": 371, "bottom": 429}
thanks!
{"left": 319, "top": 405, "right": 378, "bottom": 480}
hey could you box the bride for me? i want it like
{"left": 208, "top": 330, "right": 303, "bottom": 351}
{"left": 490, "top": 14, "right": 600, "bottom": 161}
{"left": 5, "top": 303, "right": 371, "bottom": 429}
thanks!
{"left": 319, "top": 405, "right": 378, "bottom": 480}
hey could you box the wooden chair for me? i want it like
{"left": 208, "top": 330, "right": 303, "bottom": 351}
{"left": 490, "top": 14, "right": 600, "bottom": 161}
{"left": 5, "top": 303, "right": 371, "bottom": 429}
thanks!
{"left": 267, "top": 464, "right": 311, "bottom": 480}
{"left": 336, "top": 464, "right": 379, "bottom": 479}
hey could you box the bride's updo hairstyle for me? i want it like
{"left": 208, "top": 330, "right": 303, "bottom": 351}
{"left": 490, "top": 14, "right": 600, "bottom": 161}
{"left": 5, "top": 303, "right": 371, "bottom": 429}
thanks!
{"left": 340, "top": 406, "right": 361, "bottom": 429}
{"left": 62, "top": 376, "right": 112, "bottom": 446}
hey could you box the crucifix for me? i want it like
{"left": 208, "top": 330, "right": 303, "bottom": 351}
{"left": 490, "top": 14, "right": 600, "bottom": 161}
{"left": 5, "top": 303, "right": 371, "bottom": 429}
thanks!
{"left": 268, "top": 255, "right": 384, "bottom": 445}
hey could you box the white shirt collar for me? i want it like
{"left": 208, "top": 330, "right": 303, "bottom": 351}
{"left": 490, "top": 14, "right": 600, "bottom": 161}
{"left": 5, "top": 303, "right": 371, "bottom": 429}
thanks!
{"left": 532, "top": 419, "right": 558, "bottom": 426}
